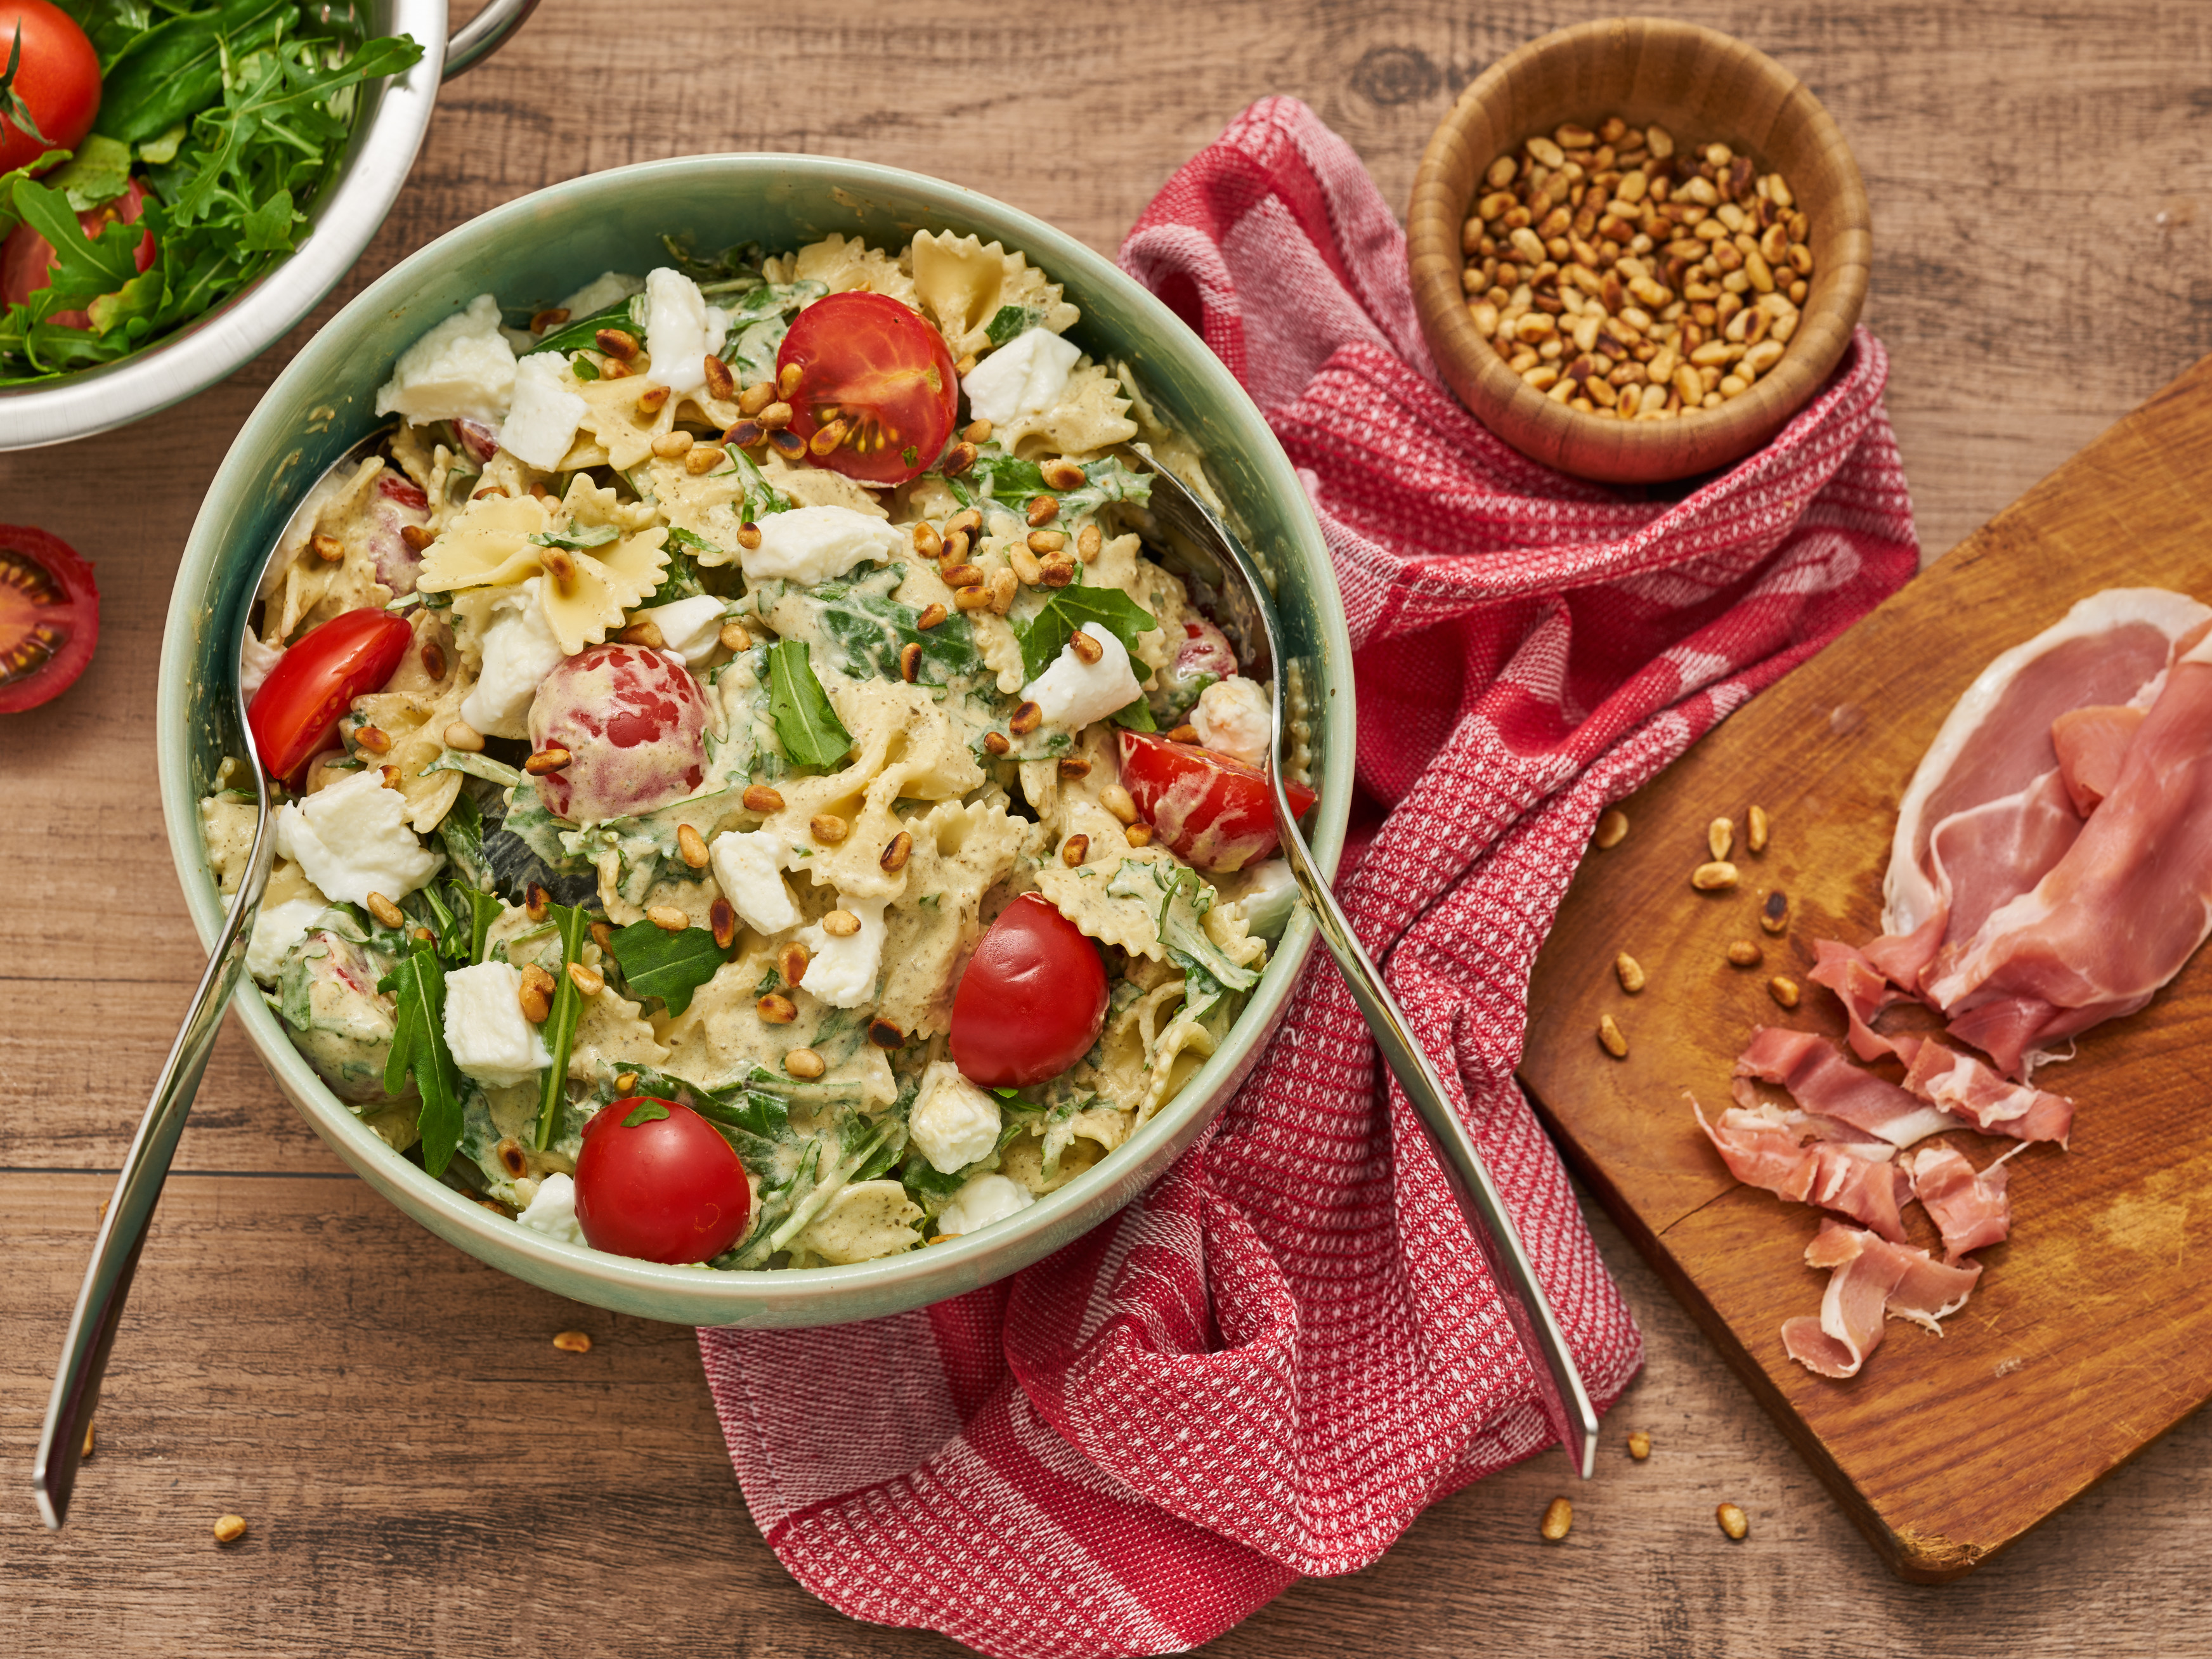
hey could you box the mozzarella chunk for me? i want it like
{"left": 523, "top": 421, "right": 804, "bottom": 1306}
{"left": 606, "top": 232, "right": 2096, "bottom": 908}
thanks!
{"left": 1230, "top": 857, "right": 1300, "bottom": 939}
{"left": 796, "top": 894, "right": 888, "bottom": 1008}
{"left": 708, "top": 829, "right": 802, "bottom": 935}
{"left": 1022, "top": 623, "right": 1142, "bottom": 731}
{"left": 639, "top": 594, "right": 727, "bottom": 666}
{"left": 1192, "top": 674, "right": 1272, "bottom": 767}
{"left": 909, "top": 1060, "right": 1003, "bottom": 1174}
{"left": 460, "top": 578, "right": 566, "bottom": 740}
{"left": 245, "top": 894, "right": 329, "bottom": 984}
{"left": 742, "top": 504, "right": 904, "bottom": 587}
{"left": 935, "top": 1173, "right": 1034, "bottom": 1237}
{"left": 558, "top": 270, "right": 644, "bottom": 318}
{"left": 515, "top": 1171, "right": 585, "bottom": 1245}
{"left": 961, "top": 327, "right": 1081, "bottom": 428}
{"left": 239, "top": 634, "right": 284, "bottom": 701}
{"left": 273, "top": 769, "right": 441, "bottom": 909}
{"left": 501, "top": 353, "right": 590, "bottom": 470}
{"left": 373, "top": 294, "right": 516, "bottom": 426}
{"left": 442, "top": 960, "right": 554, "bottom": 1089}
{"left": 642, "top": 267, "right": 730, "bottom": 395}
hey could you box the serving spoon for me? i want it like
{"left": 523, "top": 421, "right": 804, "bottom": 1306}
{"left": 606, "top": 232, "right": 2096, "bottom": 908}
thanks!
{"left": 1127, "top": 453, "right": 1602, "bottom": 1479}
{"left": 32, "top": 431, "right": 389, "bottom": 1529}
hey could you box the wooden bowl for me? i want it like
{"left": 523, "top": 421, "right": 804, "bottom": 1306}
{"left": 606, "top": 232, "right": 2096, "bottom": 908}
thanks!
{"left": 1407, "top": 18, "right": 1870, "bottom": 485}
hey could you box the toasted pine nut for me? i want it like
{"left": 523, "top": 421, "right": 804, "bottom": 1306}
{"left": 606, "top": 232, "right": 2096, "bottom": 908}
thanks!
{"left": 213, "top": 1514, "right": 248, "bottom": 1544}
{"left": 784, "top": 1046, "right": 825, "bottom": 1079}
{"left": 567, "top": 961, "right": 604, "bottom": 996}
{"left": 1062, "top": 835, "right": 1090, "bottom": 867}
{"left": 311, "top": 532, "right": 344, "bottom": 563}
{"left": 1597, "top": 1014, "right": 1628, "bottom": 1058}
{"left": 612, "top": 1070, "right": 637, "bottom": 1095}
{"left": 686, "top": 444, "right": 726, "bottom": 475}
{"left": 821, "top": 909, "right": 861, "bottom": 938}
{"left": 1615, "top": 953, "right": 1646, "bottom": 994}
{"left": 1026, "top": 495, "right": 1060, "bottom": 528}
{"left": 1708, "top": 817, "right": 1734, "bottom": 860}
{"left": 365, "top": 892, "right": 405, "bottom": 929}
{"left": 517, "top": 974, "right": 551, "bottom": 1025}
{"left": 942, "top": 563, "right": 986, "bottom": 589}
{"left": 915, "top": 602, "right": 947, "bottom": 630}
{"left": 702, "top": 355, "right": 736, "bottom": 400}
{"left": 724, "top": 420, "right": 765, "bottom": 450}
{"left": 778, "top": 942, "right": 810, "bottom": 987}
{"left": 646, "top": 905, "right": 689, "bottom": 932}
{"left": 651, "top": 429, "right": 693, "bottom": 461}
{"left": 420, "top": 641, "right": 448, "bottom": 681}
{"left": 1009, "top": 701, "right": 1042, "bottom": 736}
{"left": 1009, "top": 545, "right": 1044, "bottom": 585}
{"left": 1716, "top": 1502, "right": 1748, "bottom": 1540}
{"left": 757, "top": 992, "right": 798, "bottom": 1024}
{"left": 1747, "top": 804, "right": 1770, "bottom": 853}
{"left": 1101, "top": 784, "right": 1138, "bottom": 824}
{"left": 1037, "top": 557, "right": 1074, "bottom": 589}
{"left": 1026, "top": 529, "right": 1066, "bottom": 554}
{"left": 1041, "top": 457, "right": 1085, "bottom": 490}
{"left": 595, "top": 327, "right": 638, "bottom": 360}
{"left": 530, "top": 307, "right": 569, "bottom": 334}
{"left": 880, "top": 831, "right": 912, "bottom": 872}
{"left": 1768, "top": 975, "right": 1800, "bottom": 1009}
{"left": 354, "top": 724, "right": 390, "bottom": 753}
{"left": 810, "top": 813, "right": 849, "bottom": 845}
{"left": 1726, "top": 939, "right": 1764, "bottom": 968}
{"left": 677, "top": 823, "right": 710, "bottom": 868}
{"left": 1539, "top": 1497, "right": 1573, "bottom": 1541}
{"left": 912, "top": 521, "right": 944, "bottom": 559}
{"left": 1058, "top": 757, "right": 1091, "bottom": 780}
{"left": 525, "top": 747, "right": 571, "bottom": 775}
{"left": 590, "top": 921, "right": 614, "bottom": 952}
{"left": 1069, "top": 630, "right": 1103, "bottom": 665}
{"left": 552, "top": 1329, "right": 593, "bottom": 1353}
{"left": 868, "top": 1018, "right": 904, "bottom": 1049}
{"left": 954, "top": 584, "right": 992, "bottom": 611}
{"left": 1627, "top": 1430, "right": 1651, "bottom": 1461}
{"left": 743, "top": 783, "right": 784, "bottom": 813}
{"left": 736, "top": 522, "right": 762, "bottom": 550}
{"left": 939, "top": 530, "right": 970, "bottom": 564}
{"left": 540, "top": 548, "right": 578, "bottom": 590}
{"left": 1691, "top": 861, "right": 1738, "bottom": 892}
{"left": 1168, "top": 724, "right": 1199, "bottom": 744}
{"left": 710, "top": 898, "right": 736, "bottom": 951}
{"left": 1124, "top": 823, "right": 1154, "bottom": 847}
{"left": 1761, "top": 889, "right": 1789, "bottom": 934}
{"left": 942, "top": 441, "right": 978, "bottom": 475}
{"left": 401, "top": 523, "right": 436, "bottom": 552}
{"left": 525, "top": 883, "right": 549, "bottom": 923}
{"left": 621, "top": 619, "right": 667, "bottom": 650}
{"left": 982, "top": 731, "right": 1010, "bottom": 757}
{"left": 755, "top": 400, "right": 793, "bottom": 430}
{"left": 1077, "top": 524, "right": 1102, "bottom": 561}
{"left": 899, "top": 641, "right": 923, "bottom": 682}
{"left": 719, "top": 620, "right": 753, "bottom": 653}
{"left": 946, "top": 508, "right": 983, "bottom": 541}
{"left": 962, "top": 419, "right": 992, "bottom": 443}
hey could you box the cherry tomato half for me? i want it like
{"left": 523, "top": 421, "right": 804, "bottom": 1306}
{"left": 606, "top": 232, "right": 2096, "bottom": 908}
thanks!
{"left": 1, "top": 177, "right": 157, "bottom": 326}
{"left": 949, "top": 892, "right": 1109, "bottom": 1088}
{"left": 1117, "top": 729, "right": 1318, "bottom": 873}
{"left": 247, "top": 607, "right": 412, "bottom": 781}
{"left": 0, "top": 521, "right": 97, "bottom": 713}
{"left": 0, "top": 3, "right": 100, "bottom": 177}
{"left": 774, "top": 290, "right": 958, "bottom": 488}
{"left": 574, "top": 1097, "right": 751, "bottom": 1265}
{"left": 528, "top": 642, "right": 708, "bottom": 824}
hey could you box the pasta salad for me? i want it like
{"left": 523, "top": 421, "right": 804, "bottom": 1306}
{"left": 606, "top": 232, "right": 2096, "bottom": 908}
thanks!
{"left": 199, "top": 228, "right": 1313, "bottom": 1271}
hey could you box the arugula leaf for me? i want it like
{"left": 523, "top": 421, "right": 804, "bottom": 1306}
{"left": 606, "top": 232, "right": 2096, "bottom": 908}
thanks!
{"left": 813, "top": 586, "right": 981, "bottom": 686}
{"left": 765, "top": 639, "right": 853, "bottom": 768}
{"left": 1110, "top": 696, "right": 1157, "bottom": 732}
{"left": 658, "top": 233, "right": 764, "bottom": 285}
{"left": 531, "top": 902, "right": 590, "bottom": 1150}
{"left": 530, "top": 521, "right": 620, "bottom": 553}
{"left": 378, "top": 942, "right": 464, "bottom": 1178}
{"left": 985, "top": 304, "right": 1044, "bottom": 348}
{"left": 0, "top": 148, "right": 68, "bottom": 237}
{"left": 606, "top": 918, "right": 731, "bottom": 1015}
{"left": 623, "top": 1100, "right": 671, "bottom": 1128}
{"left": 424, "top": 748, "right": 523, "bottom": 790}
{"left": 956, "top": 449, "right": 1151, "bottom": 526}
{"left": 51, "top": 134, "right": 134, "bottom": 211}
{"left": 93, "top": 0, "right": 291, "bottom": 146}
{"left": 531, "top": 294, "right": 643, "bottom": 356}
{"left": 11, "top": 178, "right": 144, "bottom": 306}
{"left": 1014, "top": 585, "right": 1159, "bottom": 682}
{"left": 722, "top": 446, "right": 792, "bottom": 520}
{"left": 618, "top": 1064, "right": 789, "bottom": 1143}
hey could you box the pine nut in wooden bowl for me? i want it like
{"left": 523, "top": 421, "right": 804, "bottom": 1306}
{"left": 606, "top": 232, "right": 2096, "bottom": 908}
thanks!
{"left": 1407, "top": 18, "right": 1870, "bottom": 485}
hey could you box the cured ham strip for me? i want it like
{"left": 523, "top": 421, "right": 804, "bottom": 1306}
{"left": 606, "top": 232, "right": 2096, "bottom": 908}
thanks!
{"left": 1925, "top": 619, "right": 2212, "bottom": 1077}
{"left": 2052, "top": 703, "right": 2147, "bottom": 816}
{"left": 1781, "top": 1220, "right": 1982, "bottom": 1379}
{"left": 1807, "top": 938, "right": 1908, "bottom": 1059}
{"left": 1694, "top": 1101, "right": 1912, "bottom": 1242}
{"left": 1734, "top": 1027, "right": 1964, "bottom": 1148}
{"left": 1895, "top": 1036, "right": 2074, "bottom": 1146}
{"left": 1904, "top": 1143, "right": 2018, "bottom": 1262}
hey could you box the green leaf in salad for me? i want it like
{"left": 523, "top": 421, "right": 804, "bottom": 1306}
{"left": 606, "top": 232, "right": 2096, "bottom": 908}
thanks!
{"left": 622, "top": 1100, "right": 671, "bottom": 1128}
{"left": 1013, "top": 583, "right": 1159, "bottom": 682}
{"left": 50, "top": 134, "right": 133, "bottom": 211}
{"left": 984, "top": 303, "right": 1046, "bottom": 348}
{"left": 92, "top": 0, "right": 291, "bottom": 147}
{"left": 812, "top": 583, "right": 982, "bottom": 687}
{"left": 1109, "top": 695, "right": 1157, "bottom": 732}
{"left": 606, "top": 918, "right": 731, "bottom": 1017}
{"left": 942, "top": 449, "right": 1151, "bottom": 526}
{"left": 530, "top": 294, "right": 642, "bottom": 356}
{"left": 531, "top": 901, "right": 591, "bottom": 1151}
{"left": 378, "top": 941, "right": 464, "bottom": 1178}
{"left": 10, "top": 178, "right": 143, "bottom": 308}
{"left": 722, "top": 445, "right": 793, "bottom": 521}
{"left": 765, "top": 639, "right": 853, "bottom": 769}
{"left": 528, "top": 521, "right": 620, "bottom": 553}
{"left": 656, "top": 233, "right": 764, "bottom": 286}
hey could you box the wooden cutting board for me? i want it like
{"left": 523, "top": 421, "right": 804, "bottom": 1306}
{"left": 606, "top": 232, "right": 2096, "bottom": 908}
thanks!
{"left": 1519, "top": 353, "right": 2212, "bottom": 1582}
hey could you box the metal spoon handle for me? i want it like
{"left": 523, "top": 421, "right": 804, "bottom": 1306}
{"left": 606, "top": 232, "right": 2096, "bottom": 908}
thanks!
{"left": 1270, "top": 804, "right": 1601, "bottom": 1478}
{"left": 33, "top": 774, "right": 276, "bottom": 1529}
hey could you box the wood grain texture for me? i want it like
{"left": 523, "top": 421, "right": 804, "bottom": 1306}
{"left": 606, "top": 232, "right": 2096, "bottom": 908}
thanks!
{"left": 1521, "top": 352, "right": 2212, "bottom": 1582}
{"left": 6, "top": 1, "right": 2212, "bottom": 1651}
{"left": 1407, "top": 16, "right": 1870, "bottom": 483}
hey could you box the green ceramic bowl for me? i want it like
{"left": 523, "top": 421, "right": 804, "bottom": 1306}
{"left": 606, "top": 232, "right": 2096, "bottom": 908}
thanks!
{"left": 157, "top": 155, "right": 1351, "bottom": 1327}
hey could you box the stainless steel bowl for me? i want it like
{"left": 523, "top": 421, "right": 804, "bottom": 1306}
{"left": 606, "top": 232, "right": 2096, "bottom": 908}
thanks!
{"left": 0, "top": 0, "right": 537, "bottom": 452}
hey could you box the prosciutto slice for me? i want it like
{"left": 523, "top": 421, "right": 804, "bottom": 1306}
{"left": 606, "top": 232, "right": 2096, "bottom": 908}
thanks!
{"left": 1695, "top": 1101, "right": 1913, "bottom": 1242}
{"left": 1734, "top": 1027, "right": 1963, "bottom": 1147}
{"left": 2052, "top": 703, "right": 2147, "bottom": 815}
{"left": 1781, "top": 1220, "right": 1984, "bottom": 1379}
{"left": 1904, "top": 1143, "right": 2017, "bottom": 1261}
{"left": 1925, "top": 620, "right": 2212, "bottom": 1076}
{"left": 1895, "top": 1036, "right": 2074, "bottom": 1146}
{"left": 1807, "top": 938, "right": 1909, "bottom": 1059}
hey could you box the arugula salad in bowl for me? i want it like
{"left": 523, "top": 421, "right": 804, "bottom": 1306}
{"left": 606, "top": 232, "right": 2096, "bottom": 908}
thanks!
{"left": 198, "top": 228, "right": 1317, "bottom": 1273}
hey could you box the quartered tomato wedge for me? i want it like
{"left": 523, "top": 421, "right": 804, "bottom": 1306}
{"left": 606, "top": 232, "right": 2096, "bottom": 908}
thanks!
{"left": 0, "top": 522, "right": 98, "bottom": 713}
{"left": 247, "top": 606, "right": 412, "bottom": 780}
{"left": 774, "top": 290, "right": 958, "bottom": 488}
{"left": 949, "top": 893, "right": 1109, "bottom": 1088}
{"left": 1117, "top": 729, "right": 1318, "bottom": 873}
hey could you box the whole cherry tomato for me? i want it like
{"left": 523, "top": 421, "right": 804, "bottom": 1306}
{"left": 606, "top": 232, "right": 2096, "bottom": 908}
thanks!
{"left": 574, "top": 1097, "right": 752, "bottom": 1265}
{"left": 1117, "top": 729, "right": 1318, "bottom": 873}
{"left": 0, "top": 521, "right": 97, "bottom": 713}
{"left": 247, "top": 607, "right": 412, "bottom": 780}
{"left": 0, "top": 3, "right": 100, "bottom": 176}
{"left": 0, "top": 178, "right": 156, "bottom": 325}
{"left": 527, "top": 642, "right": 708, "bottom": 824}
{"left": 774, "top": 290, "right": 959, "bottom": 488}
{"left": 949, "top": 892, "right": 1109, "bottom": 1088}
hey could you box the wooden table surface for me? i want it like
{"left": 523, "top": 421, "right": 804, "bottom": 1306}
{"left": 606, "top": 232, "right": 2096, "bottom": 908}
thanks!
{"left": 8, "top": 3, "right": 2211, "bottom": 1654}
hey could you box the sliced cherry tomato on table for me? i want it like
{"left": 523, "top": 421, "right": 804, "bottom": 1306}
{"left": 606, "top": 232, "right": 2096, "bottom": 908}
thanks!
{"left": 0, "top": 3, "right": 101, "bottom": 176}
{"left": 573, "top": 1097, "right": 751, "bottom": 1265}
{"left": 0, "top": 521, "right": 97, "bottom": 713}
{"left": 949, "top": 892, "right": 1109, "bottom": 1088}
{"left": 1, "top": 177, "right": 157, "bottom": 325}
{"left": 774, "top": 290, "right": 958, "bottom": 488}
{"left": 528, "top": 642, "right": 709, "bottom": 823}
{"left": 1117, "top": 729, "right": 1318, "bottom": 873}
{"left": 247, "top": 607, "right": 412, "bottom": 780}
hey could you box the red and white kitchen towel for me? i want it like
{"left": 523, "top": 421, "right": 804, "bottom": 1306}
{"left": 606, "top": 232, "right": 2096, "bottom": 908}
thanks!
{"left": 700, "top": 96, "right": 1918, "bottom": 1657}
